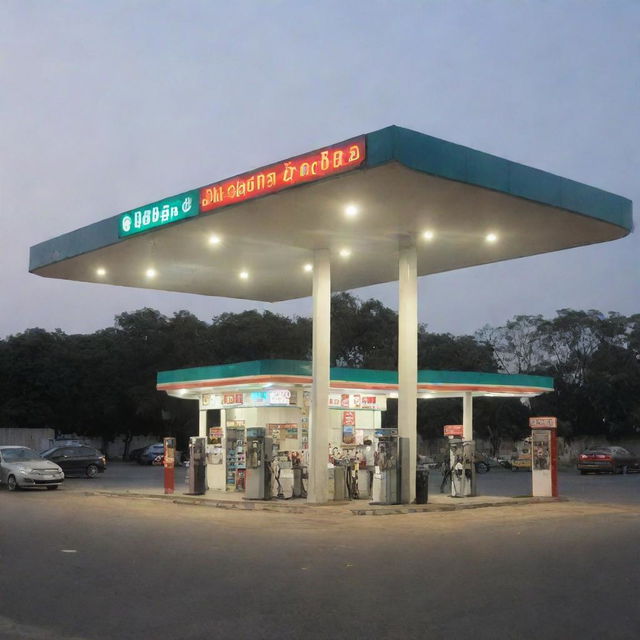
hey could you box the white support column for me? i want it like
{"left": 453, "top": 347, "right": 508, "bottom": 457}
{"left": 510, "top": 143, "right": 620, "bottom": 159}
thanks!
{"left": 308, "top": 249, "right": 331, "bottom": 504}
{"left": 398, "top": 245, "right": 417, "bottom": 504}
{"left": 198, "top": 409, "right": 207, "bottom": 438}
{"left": 463, "top": 392, "right": 473, "bottom": 441}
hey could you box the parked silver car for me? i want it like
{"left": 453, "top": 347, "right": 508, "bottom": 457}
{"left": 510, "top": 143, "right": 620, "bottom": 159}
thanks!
{"left": 0, "top": 445, "right": 65, "bottom": 490}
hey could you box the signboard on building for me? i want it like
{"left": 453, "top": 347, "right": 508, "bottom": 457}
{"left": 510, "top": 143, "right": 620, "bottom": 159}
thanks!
{"left": 268, "top": 389, "right": 291, "bottom": 405}
{"left": 119, "top": 190, "right": 199, "bottom": 237}
{"left": 200, "top": 389, "right": 298, "bottom": 410}
{"left": 200, "top": 137, "right": 365, "bottom": 213}
{"left": 328, "top": 393, "right": 386, "bottom": 411}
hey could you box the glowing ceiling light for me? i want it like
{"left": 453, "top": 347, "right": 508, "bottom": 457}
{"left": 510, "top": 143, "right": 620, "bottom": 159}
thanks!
{"left": 178, "top": 389, "right": 187, "bottom": 396}
{"left": 145, "top": 268, "right": 157, "bottom": 278}
{"left": 96, "top": 267, "right": 106, "bottom": 277}
{"left": 339, "top": 248, "right": 352, "bottom": 258}
{"left": 485, "top": 232, "right": 498, "bottom": 243}
{"left": 208, "top": 234, "right": 221, "bottom": 245}
{"left": 422, "top": 230, "right": 434, "bottom": 241}
{"left": 303, "top": 263, "right": 313, "bottom": 272}
{"left": 345, "top": 204, "right": 358, "bottom": 218}
{"left": 239, "top": 271, "right": 249, "bottom": 280}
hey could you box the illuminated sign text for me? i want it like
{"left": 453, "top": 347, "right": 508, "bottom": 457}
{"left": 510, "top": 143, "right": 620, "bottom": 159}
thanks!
{"left": 119, "top": 190, "right": 199, "bottom": 237}
{"left": 200, "top": 137, "right": 366, "bottom": 212}
{"left": 529, "top": 416, "right": 557, "bottom": 429}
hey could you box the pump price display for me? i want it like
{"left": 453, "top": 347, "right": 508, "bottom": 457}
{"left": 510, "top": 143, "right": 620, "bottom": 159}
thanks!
{"left": 200, "top": 137, "right": 366, "bottom": 213}
{"left": 118, "top": 190, "right": 200, "bottom": 238}
{"left": 529, "top": 417, "right": 557, "bottom": 429}
{"left": 444, "top": 424, "right": 463, "bottom": 437}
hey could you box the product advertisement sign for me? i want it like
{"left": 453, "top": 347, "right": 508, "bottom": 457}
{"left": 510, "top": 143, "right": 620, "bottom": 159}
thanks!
{"left": 267, "top": 424, "right": 281, "bottom": 443}
{"left": 342, "top": 426, "right": 355, "bottom": 445}
{"left": 200, "top": 390, "right": 298, "bottom": 410}
{"left": 284, "top": 424, "right": 298, "bottom": 439}
{"left": 200, "top": 390, "right": 384, "bottom": 411}
{"left": 342, "top": 411, "right": 356, "bottom": 427}
{"left": 532, "top": 430, "right": 551, "bottom": 470}
{"left": 328, "top": 393, "right": 386, "bottom": 411}
{"left": 208, "top": 427, "right": 223, "bottom": 441}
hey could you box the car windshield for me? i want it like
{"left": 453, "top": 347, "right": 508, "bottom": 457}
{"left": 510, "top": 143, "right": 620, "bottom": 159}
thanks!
{"left": 1, "top": 447, "right": 43, "bottom": 462}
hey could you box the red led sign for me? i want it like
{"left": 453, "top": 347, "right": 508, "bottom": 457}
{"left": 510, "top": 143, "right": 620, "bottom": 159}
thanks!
{"left": 200, "top": 137, "right": 366, "bottom": 212}
{"left": 443, "top": 424, "right": 463, "bottom": 437}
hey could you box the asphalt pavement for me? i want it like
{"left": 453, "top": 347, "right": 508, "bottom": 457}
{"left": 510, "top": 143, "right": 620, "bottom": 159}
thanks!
{"left": 2, "top": 488, "right": 640, "bottom": 640}
{"left": 2, "top": 463, "right": 640, "bottom": 640}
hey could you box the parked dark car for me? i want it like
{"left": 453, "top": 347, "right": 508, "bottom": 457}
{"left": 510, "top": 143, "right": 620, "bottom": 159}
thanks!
{"left": 577, "top": 446, "right": 640, "bottom": 475}
{"left": 41, "top": 445, "right": 106, "bottom": 478}
{"left": 138, "top": 443, "right": 165, "bottom": 465}
{"left": 128, "top": 447, "right": 146, "bottom": 462}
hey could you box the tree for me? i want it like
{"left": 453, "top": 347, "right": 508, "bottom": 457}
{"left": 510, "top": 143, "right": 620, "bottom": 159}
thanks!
{"left": 331, "top": 294, "right": 397, "bottom": 368}
{"left": 419, "top": 331, "right": 497, "bottom": 372}
{"left": 476, "top": 315, "right": 544, "bottom": 374}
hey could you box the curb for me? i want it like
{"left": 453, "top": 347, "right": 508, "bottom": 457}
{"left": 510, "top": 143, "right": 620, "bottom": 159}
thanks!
{"left": 89, "top": 491, "right": 315, "bottom": 513}
{"left": 350, "top": 496, "right": 568, "bottom": 516}
{"left": 87, "top": 490, "right": 567, "bottom": 516}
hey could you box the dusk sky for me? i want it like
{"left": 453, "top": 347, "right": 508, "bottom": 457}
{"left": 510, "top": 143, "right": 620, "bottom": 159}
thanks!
{"left": 2, "top": 0, "right": 638, "bottom": 339}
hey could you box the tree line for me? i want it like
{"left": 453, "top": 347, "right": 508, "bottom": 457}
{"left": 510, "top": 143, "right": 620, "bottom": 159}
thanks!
{"left": 1, "top": 294, "right": 638, "bottom": 454}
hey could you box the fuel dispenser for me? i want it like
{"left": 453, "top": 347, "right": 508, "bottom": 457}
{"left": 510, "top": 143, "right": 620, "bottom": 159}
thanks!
{"left": 449, "top": 438, "right": 476, "bottom": 498}
{"left": 370, "top": 429, "right": 410, "bottom": 505}
{"left": 163, "top": 437, "right": 176, "bottom": 495}
{"left": 530, "top": 417, "right": 558, "bottom": 497}
{"left": 187, "top": 436, "right": 207, "bottom": 495}
{"left": 245, "top": 427, "right": 273, "bottom": 500}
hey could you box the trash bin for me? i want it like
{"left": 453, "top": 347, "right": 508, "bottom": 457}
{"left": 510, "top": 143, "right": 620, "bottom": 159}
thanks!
{"left": 415, "top": 468, "right": 429, "bottom": 504}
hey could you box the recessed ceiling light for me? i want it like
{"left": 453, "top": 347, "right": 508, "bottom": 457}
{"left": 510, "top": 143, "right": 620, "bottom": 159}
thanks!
{"left": 339, "top": 248, "right": 352, "bottom": 258}
{"left": 96, "top": 267, "right": 106, "bottom": 277}
{"left": 208, "top": 234, "right": 221, "bottom": 245}
{"left": 145, "top": 268, "right": 157, "bottom": 278}
{"left": 485, "top": 233, "right": 498, "bottom": 243}
{"left": 303, "top": 263, "right": 313, "bottom": 272}
{"left": 345, "top": 204, "right": 358, "bottom": 218}
{"left": 422, "top": 230, "right": 434, "bottom": 241}
{"left": 239, "top": 271, "right": 249, "bottom": 280}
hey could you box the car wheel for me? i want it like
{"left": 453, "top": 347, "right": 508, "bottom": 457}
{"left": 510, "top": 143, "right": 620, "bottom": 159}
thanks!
{"left": 7, "top": 475, "right": 18, "bottom": 491}
{"left": 579, "top": 470, "right": 587, "bottom": 475}
{"left": 86, "top": 464, "right": 99, "bottom": 478}
{"left": 476, "top": 462, "right": 489, "bottom": 473}
{"left": 47, "top": 485, "right": 59, "bottom": 490}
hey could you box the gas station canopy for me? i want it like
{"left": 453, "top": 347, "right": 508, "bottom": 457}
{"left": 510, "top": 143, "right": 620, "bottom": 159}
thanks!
{"left": 29, "top": 126, "right": 632, "bottom": 302}
{"left": 157, "top": 359, "right": 554, "bottom": 400}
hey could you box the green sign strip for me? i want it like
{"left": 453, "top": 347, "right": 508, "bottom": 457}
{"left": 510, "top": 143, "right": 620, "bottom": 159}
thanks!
{"left": 118, "top": 190, "right": 200, "bottom": 237}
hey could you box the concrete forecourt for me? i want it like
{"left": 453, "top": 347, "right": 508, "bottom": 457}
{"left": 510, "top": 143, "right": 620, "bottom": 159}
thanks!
{"left": 29, "top": 125, "right": 633, "bottom": 504}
